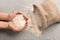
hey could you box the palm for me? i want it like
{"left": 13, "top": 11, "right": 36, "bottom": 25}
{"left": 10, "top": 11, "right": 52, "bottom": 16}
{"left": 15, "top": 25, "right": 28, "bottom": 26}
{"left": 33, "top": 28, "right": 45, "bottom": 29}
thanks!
{"left": 8, "top": 11, "right": 28, "bottom": 31}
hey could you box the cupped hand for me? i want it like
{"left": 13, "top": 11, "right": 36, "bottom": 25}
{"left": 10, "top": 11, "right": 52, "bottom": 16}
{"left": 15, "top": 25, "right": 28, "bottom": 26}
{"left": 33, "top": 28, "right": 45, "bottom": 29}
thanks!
{"left": 8, "top": 11, "right": 29, "bottom": 32}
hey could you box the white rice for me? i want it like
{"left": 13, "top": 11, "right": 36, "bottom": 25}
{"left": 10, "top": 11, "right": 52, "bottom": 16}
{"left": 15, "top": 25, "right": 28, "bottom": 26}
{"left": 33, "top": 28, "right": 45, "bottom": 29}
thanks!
{"left": 13, "top": 15, "right": 26, "bottom": 27}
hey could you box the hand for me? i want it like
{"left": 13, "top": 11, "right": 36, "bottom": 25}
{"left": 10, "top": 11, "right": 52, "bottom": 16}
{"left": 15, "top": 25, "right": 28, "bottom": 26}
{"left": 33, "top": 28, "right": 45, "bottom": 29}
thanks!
{"left": 8, "top": 11, "right": 29, "bottom": 32}
{"left": 9, "top": 10, "right": 24, "bottom": 21}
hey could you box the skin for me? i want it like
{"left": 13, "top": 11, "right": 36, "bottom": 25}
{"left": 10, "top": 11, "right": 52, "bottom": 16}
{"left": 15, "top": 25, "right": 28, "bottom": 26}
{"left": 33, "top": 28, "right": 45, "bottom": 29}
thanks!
{"left": 0, "top": 10, "right": 29, "bottom": 32}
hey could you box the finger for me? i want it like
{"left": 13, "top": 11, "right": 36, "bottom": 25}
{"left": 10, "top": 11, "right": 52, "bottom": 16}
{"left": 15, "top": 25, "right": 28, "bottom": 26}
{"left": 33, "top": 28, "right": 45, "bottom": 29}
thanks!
{"left": 13, "top": 10, "right": 24, "bottom": 15}
{"left": 24, "top": 20, "right": 29, "bottom": 29}
{"left": 26, "top": 20, "right": 28, "bottom": 26}
{"left": 25, "top": 18, "right": 31, "bottom": 27}
{"left": 23, "top": 15, "right": 28, "bottom": 20}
